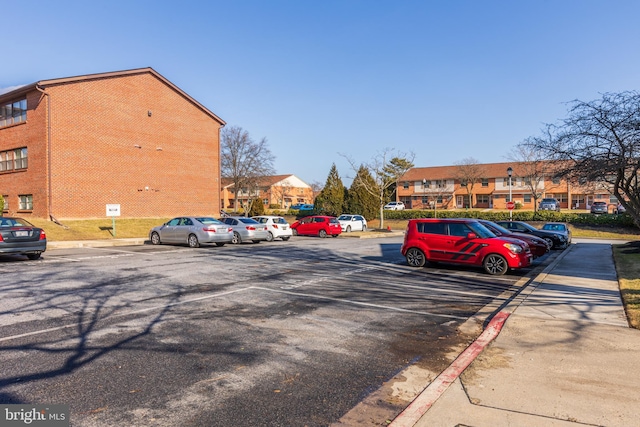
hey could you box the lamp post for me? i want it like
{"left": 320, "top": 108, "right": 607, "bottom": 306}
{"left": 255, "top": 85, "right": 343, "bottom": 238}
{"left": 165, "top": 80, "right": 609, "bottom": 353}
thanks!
{"left": 507, "top": 167, "right": 513, "bottom": 220}
{"left": 422, "top": 179, "right": 427, "bottom": 211}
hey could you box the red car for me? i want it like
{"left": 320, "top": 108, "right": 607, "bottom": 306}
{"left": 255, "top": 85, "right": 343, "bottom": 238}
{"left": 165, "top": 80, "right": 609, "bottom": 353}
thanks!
{"left": 479, "top": 219, "right": 550, "bottom": 258}
{"left": 401, "top": 218, "right": 532, "bottom": 275}
{"left": 291, "top": 215, "right": 342, "bottom": 238}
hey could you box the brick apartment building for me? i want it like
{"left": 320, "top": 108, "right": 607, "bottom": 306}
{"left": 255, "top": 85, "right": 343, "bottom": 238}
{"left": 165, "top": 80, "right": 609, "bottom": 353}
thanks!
{"left": 0, "top": 68, "right": 225, "bottom": 219}
{"left": 398, "top": 161, "right": 621, "bottom": 212}
{"left": 221, "top": 174, "right": 314, "bottom": 211}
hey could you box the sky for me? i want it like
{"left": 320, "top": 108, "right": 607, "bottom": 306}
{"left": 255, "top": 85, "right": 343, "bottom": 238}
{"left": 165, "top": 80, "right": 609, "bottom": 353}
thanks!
{"left": 3, "top": 0, "right": 640, "bottom": 186}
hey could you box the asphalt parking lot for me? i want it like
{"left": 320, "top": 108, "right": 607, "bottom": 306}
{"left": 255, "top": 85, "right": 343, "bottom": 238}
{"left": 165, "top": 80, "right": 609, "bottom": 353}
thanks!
{"left": 0, "top": 236, "right": 555, "bottom": 426}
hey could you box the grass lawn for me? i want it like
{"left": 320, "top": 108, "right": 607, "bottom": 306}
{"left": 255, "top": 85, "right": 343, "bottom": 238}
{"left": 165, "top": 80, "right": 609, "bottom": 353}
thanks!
{"left": 612, "top": 242, "right": 640, "bottom": 329}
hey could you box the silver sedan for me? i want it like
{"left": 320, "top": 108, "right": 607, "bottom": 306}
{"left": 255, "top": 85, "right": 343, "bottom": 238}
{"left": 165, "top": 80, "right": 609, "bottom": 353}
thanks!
{"left": 220, "top": 216, "right": 270, "bottom": 244}
{"left": 149, "top": 217, "right": 233, "bottom": 248}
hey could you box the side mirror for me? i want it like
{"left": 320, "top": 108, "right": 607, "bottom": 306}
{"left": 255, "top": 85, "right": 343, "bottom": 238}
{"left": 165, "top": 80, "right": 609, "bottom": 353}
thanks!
{"left": 467, "top": 232, "right": 478, "bottom": 239}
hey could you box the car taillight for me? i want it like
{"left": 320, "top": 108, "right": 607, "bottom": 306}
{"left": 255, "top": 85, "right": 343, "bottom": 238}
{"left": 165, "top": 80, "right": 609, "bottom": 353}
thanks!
{"left": 272, "top": 224, "right": 279, "bottom": 229}
{"left": 0, "top": 234, "right": 3, "bottom": 242}
{"left": 40, "top": 231, "right": 46, "bottom": 240}
{"left": 246, "top": 226, "right": 256, "bottom": 230}
{"left": 228, "top": 227, "right": 233, "bottom": 232}
{"left": 203, "top": 227, "right": 217, "bottom": 233}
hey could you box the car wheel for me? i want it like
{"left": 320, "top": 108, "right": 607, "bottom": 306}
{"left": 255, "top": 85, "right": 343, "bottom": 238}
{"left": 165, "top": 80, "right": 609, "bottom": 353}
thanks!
{"left": 318, "top": 229, "right": 328, "bottom": 238}
{"left": 231, "top": 232, "right": 241, "bottom": 244}
{"left": 27, "top": 253, "right": 41, "bottom": 260}
{"left": 543, "top": 237, "right": 554, "bottom": 248}
{"left": 151, "top": 232, "right": 161, "bottom": 245}
{"left": 215, "top": 242, "right": 226, "bottom": 247}
{"left": 484, "top": 254, "right": 508, "bottom": 275}
{"left": 266, "top": 232, "right": 274, "bottom": 242}
{"left": 188, "top": 234, "right": 200, "bottom": 248}
{"left": 282, "top": 236, "right": 291, "bottom": 241}
{"left": 346, "top": 225, "right": 351, "bottom": 232}
{"left": 405, "top": 248, "right": 426, "bottom": 267}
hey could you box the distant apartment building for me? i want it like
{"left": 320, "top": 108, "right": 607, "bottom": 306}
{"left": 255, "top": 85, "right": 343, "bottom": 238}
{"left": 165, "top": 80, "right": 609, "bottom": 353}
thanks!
{"left": 221, "top": 174, "right": 313, "bottom": 211}
{"left": 0, "top": 68, "right": 225, "bottom": 219}
{"left": 398, "top": 161, "right": 620, "bottom": 212}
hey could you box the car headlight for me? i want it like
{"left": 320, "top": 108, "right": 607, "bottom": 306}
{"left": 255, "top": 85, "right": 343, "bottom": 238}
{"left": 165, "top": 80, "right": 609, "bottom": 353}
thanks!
{"left": 503, "top": 243, "right": 523, "bottom": 254}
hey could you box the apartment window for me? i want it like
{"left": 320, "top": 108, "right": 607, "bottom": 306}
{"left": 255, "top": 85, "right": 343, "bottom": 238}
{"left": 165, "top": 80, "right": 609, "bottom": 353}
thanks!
{"left": 477, "top": 194, "right": 489, "bottom": 204}
{"left": 481, "top": 178, "right": 489, "bottom": 187}
{"left": 524, "top": 194, "right": 532, "bottom": 203}
{"left": 0, "top": 98, "right": 27, "bottom": 128}
{"left": 610, "top": 195, "right": 619, "bottom": 203}
{"left": 19, "top": 194, "right": 33, "bottom": 210}
{"left": 2, "top": 195, "right": 7, "bottom": 211}
{"left": 403, "top": 182, "right": 409, "bottom": 189}
{"left": 0, "top": 147, "right": 27, "bottom": 171}
{"left": 435, "top": 180, "right": 445, "bottom": 188}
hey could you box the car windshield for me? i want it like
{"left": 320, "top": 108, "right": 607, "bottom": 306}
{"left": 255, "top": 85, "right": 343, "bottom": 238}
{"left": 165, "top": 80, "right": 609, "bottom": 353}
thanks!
{"left": 196, "top": 217, "right": 224, "bottom": 225}
{"left": 467, "top": 222, "right": 496, "bottom": 238}
{"left": 0, "top": 218, "right": 34, "bottom": 227}
{"left": 483, "top": 221, "right": 510, "bottom": 235}
{"left": 338, "top": 215, "right": 352, "bottom": 220}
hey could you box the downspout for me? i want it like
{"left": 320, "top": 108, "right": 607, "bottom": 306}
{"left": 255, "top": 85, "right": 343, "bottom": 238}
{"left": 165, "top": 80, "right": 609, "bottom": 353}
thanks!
{"left": 35, "top": 84, "right": 56, "bottom": 223}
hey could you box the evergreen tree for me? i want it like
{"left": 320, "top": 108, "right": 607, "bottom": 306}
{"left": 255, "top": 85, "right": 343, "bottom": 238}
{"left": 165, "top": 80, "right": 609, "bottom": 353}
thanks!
{"left": 346, "top": 166, "right": 378, "bottom": 220}
{"left": 315, "top": 164, "right": 346, "bottom": 216}
{"left": 248, "top": 197, "right": 265, "bottom": 216}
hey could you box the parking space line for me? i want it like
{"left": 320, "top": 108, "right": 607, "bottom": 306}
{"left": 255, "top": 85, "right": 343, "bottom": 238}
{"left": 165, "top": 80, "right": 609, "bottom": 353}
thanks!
{"left": 253, "top": 286, "right": 468, "bottom": 320}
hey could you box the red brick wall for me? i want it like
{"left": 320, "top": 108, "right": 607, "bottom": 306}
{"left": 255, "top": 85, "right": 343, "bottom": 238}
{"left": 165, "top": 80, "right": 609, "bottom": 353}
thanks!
{"left": 0, "top": 91, "right": 49, "bottom": 218}
{"left": 1, "top": 71, "right": 223, "bottom": 219}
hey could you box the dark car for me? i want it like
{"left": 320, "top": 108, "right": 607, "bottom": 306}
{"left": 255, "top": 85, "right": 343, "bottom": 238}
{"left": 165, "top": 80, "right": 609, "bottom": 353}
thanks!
{"left": 0, "top": 217, "right": 47, "bottom": 260}
{"left": 590, "top": 201, "right": 608, "bottom": 214}
{"left": 291, "top": 215, "right": 342, "bottom": 238}
{"left": 540, "top": 222, "right": 572, "bottom": 244}
{"left": 401, "top": 218, "right": 532, "bottom": 275}
{"left": 495, "top": 220, "right": 568, "bottom": 249}
{"left": 479, "top": 219, "right": 550, "bottom": 258}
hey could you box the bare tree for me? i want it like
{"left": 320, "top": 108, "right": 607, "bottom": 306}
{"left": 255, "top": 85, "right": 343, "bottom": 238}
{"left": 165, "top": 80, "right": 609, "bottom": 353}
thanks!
{"left": 524, "top": 91, "right": 640, "bottom": 227}
{"left": 342, "top": 148, "right": 415, "bottom": 229}
{"left": 221, "top": 126, "right": 275, "bottom": 213}
{"left": 310, "top": 181, "right": 324, "bottom": 200}
{"left": 507, "top": 144, "right": 551, "bottom": 212}
{"left": 454, "top": 157, "right": 484, "bottom": 208}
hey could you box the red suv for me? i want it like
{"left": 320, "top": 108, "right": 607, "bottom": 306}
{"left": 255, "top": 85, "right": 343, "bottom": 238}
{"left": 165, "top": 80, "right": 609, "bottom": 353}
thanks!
{"left": 291, "top": 215, "right": 342, "bottom": 238}
{"left": 401, "top": 218, "right": 532, "bottom": 275}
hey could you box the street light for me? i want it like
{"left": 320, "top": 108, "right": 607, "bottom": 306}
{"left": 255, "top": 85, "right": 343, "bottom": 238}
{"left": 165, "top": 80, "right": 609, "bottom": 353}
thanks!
{"left": 422, "top": 179, "right": 427, "bottom": 211}
{"left": 507, "top": 167, "right": 513, "bottom": 220}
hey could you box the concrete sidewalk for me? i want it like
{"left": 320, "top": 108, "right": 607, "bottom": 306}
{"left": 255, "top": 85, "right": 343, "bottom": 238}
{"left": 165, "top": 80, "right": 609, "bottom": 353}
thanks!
{"left": 392, "top": 241, "right": 640, "bottom": 427}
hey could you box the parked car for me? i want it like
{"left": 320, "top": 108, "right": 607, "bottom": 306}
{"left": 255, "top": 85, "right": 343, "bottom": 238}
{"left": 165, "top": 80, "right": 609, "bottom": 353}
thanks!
{"left": 0, "top": 217, "right": 47, "bottom": 260}
{"left": 540, "top": 222, "right": 572, "bottom": 244}
{"left": 291, "top": 215, "right": 342, "bottom": 238}
{"left": 384, "top": 201, "right": 405, "bottom": 210}
{"left": 495, "top": 220, "right": 569, "bottom": 249}
{"left": 150, "top": 217, "right": 233, "bottom": 248}
{"left": 401, "top": 218, "right": 532, "bottom": 275}
{"left": 590, "top": 201, "right": 609, "bottom": 214}
{"left": 252, "top": 215, "right": 293, "bottom": 241}
{"left": 615, "top": 203, "right": 626, "bottom": 214}
{"left": 538, "top": 198, "right": 561, "bottom": 212}
{"left": 290, "top": 203, "right": 305, "bottom": 210}
{"left": 220, "top": 216, "right": 270, "bottom": 244}
{"left": 478, "top": 219, "right": 550, "bottom": 258}
{"left": 337, "top": 214, "right": 367, "bottom": 232}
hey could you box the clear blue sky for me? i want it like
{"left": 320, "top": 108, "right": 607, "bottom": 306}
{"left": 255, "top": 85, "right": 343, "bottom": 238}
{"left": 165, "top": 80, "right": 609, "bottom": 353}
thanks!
{"left": 3, "top": 1, "right": 640, "bottom": 186}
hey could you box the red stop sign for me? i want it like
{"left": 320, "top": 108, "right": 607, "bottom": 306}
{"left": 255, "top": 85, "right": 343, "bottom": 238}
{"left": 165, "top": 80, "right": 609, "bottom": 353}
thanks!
{"left": 506, "top": 201, "right": 515, "bottom": 210}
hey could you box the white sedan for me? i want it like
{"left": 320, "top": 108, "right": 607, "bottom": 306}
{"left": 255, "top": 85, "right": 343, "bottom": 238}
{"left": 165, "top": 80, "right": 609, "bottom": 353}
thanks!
{"left": 337, "top": 214, "right": 367, "bottom": 232}
{"left": 252, "top": 215, "right": 293, "bottom": 241}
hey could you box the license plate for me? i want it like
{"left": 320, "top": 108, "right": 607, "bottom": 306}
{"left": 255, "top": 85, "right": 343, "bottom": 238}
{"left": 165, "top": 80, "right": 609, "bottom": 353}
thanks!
{"left": 15, "top": 231, "right": 29, "bottom": 237}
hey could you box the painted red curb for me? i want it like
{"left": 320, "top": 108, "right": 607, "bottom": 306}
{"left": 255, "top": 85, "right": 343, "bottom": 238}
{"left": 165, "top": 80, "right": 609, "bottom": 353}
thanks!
{"left": 389, "top": 311, "right": 510, "bottom": 427}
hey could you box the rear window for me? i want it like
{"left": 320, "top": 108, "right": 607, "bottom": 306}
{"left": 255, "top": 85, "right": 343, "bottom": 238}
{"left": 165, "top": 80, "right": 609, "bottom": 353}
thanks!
{"left": 416, "top": 222, "right": 446, "bottom": 235}
{"left": 273, "top": 217, "right": 287, "bottom": 224}
{"left": 238, "top": 218, "right": 259, "bottom": 224}
{"left": 196, "top": 217, "right": 223, "bottom": 225}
